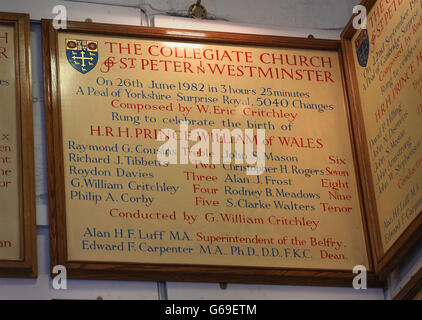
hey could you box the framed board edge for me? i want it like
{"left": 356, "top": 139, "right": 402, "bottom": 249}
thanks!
{"left": 42, "top": 19, "right": 382, "bottom": 287}
{"left": 393, "top": 267, "right": 422, "bottom": 300}
{"left": 0, "top": 12, "right": 37, "bottom": 278}
{"left": 340, "top": 0, "right": 422, "bottom": 278}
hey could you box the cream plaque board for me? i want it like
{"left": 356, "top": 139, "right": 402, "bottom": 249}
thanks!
{"left": 351, "top": 1, "right": 422, "bottom": 253}
{"left": 0, "top": 24, "right": 20, "bottom": 261}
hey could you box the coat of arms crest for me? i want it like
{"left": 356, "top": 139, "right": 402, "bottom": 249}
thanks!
{"left": 66, "top": 40, "right": 98, "bottom": 74}
{"left": 355, "top": 29, "right": 370, "bottom": 68}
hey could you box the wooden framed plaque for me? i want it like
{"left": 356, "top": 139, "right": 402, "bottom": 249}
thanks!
{"left": 342, "top": 0, "right": 422, "bottom": 277}
{"left": 0, "top": 12, "right": 37, "bottom": 278}
{"left": 42, "top": 19, "right": 381, "bottom": 286}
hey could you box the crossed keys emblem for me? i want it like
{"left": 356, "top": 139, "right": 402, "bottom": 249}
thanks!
{"left": 66, "top": 40, "right": 98, "bottom": 74}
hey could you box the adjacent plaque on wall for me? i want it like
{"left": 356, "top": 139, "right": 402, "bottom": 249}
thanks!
{"left": 0, "top": 12, "right": 37, "bottom": 277}
{"left": 342, "top": 0, "right": 422, "bottom": 277}
{"left": 42, "top": 20, "right": 380, "bottom": 286}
